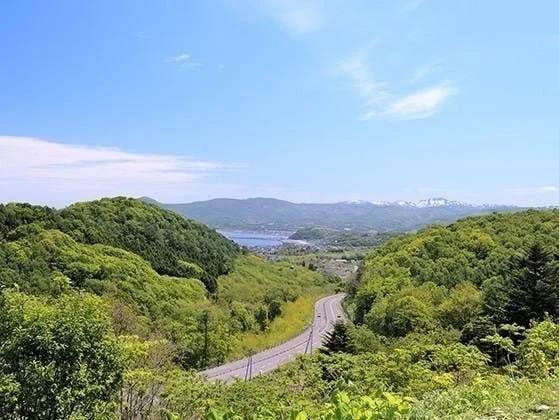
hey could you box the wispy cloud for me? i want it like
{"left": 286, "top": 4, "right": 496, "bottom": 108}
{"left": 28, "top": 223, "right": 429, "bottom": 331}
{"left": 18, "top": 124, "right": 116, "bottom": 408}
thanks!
{"left": 0, "top": 136, "right": 243, "bottom": 206}
{"left": 337, "top": 49, "right": 388, "bottom": 101}
{"left": 409, "top": 61, "right": 442, "bottom": 84}
{"left": 339, "top": 50, "right": 457, "bottom": 120}
{"left": 263, "top": 0, "right": 323, "bottom": 34}
{"left": 381, "top": 82, "right": 458, "bottom": 120}
{"left": 167, "top": 53, "right": 191, "bottom": 63}
{"left": 166, "top": 53, "right": 202, "bottom": 70}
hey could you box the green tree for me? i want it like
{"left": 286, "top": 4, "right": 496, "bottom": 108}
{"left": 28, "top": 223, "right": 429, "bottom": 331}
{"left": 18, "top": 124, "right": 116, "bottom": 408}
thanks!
{"left": 255, "top": 305, "right": 269, "bottom": 331}
{"left": 322, "top": 321, "right": 354, "bottom": 354}
{"left": 0, "top": 290, "right": 123, "bottom": 419}
{"left": 517, "top": 319, "right": 559, "bottom": 378}
{"left": 366, "top": 295, "right": 435, "bottom": 337}
{"left": 504, "top": 243, "right": 559, "bottom": 327}
{"left": 439, "top": 282, "right": 482, "bottom": 330}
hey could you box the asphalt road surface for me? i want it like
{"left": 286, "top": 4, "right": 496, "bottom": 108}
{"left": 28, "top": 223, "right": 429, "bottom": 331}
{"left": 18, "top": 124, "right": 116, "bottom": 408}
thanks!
{"left": 201, "top": 293, "right": 346, "bottom": 383}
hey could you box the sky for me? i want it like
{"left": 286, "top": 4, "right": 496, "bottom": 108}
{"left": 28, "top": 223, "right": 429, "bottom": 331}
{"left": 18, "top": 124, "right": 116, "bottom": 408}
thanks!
{"left": 1, "top": 0, "right": 558, "bottom": 207}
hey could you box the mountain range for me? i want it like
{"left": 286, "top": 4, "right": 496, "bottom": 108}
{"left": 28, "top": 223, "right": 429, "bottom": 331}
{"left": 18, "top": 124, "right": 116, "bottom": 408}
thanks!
{"left": 142, "top": 197, "right": 522, "bottom": 233}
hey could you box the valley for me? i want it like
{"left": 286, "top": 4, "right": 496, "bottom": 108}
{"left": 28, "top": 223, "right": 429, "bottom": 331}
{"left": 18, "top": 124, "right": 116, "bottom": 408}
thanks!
{"left": 2, "top": 197, "right": 559, "bottom": 419}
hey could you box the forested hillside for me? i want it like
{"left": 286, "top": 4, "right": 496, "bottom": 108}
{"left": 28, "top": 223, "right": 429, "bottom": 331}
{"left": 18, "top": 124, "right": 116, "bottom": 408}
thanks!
{"left": 351, "top": 208, "right": 559, "bottom": 331}
{"left": 3, "top": 204, "right": 559, "bottom": 418}
{"left": 139, "top": 208, "right": 559, "bottom": 419}
{"left": 0, "top": 197, "right": 332, "bottom": 418}
{"left": 1, "top": 197, "right": 240, "bottom": 292}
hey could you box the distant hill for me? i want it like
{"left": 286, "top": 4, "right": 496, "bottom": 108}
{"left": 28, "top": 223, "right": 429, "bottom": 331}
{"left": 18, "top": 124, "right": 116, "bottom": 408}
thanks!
{"left": 0, "top": 197, "right": 240, "bottom": 292}
{"left": 288, "top": 227, "right": 394, "bottom": 247}
{"left": 59, "top": 197, "right": 240, "bottom": 292}
{"left": 144, "top": 197, "right": 522, "bottom": 233}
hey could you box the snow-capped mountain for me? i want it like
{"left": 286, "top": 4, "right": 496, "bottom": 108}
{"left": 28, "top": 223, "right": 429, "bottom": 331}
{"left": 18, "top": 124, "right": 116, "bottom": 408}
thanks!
{"left": 394, "top": 200, "right": 415, "bottom": 207}
{"left": 343, "top": 198, "right": 473, "bottom": 208}
{"left": 152, "top": 196, "right": 521, "bottom": 233}
{"left": 414, "top": 198, "right": 470, "bottom": 208}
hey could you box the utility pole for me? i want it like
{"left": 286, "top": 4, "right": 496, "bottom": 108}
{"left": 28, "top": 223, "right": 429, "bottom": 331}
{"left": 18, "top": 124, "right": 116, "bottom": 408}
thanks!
{"left": 305, "top": 324, "right": 314, "bottom": 355}
{"left": 201, "top": 310, "right": 210, "bottom": 368}
{"left": 244, "top": 350, "right": 254, "bottom": 381}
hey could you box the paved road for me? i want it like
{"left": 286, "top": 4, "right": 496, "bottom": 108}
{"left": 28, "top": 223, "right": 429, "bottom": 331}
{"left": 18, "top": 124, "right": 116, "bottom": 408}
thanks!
{"left": 201, "top": 293, "right": 346, "bottom": 382}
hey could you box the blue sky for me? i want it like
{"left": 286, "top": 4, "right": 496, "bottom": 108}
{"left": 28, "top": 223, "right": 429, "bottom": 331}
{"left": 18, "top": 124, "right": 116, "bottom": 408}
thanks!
{"left": 1, "top": 0, "right": 558, "bottom": 206}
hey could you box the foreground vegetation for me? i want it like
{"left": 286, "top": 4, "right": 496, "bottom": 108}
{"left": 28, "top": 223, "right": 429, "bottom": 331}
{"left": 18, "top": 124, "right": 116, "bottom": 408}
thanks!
{"left": 2, "top": 203, "right": 559, "bottom": 418}
{"left": 0, "top": 198, "right": 334, "bottom": 418}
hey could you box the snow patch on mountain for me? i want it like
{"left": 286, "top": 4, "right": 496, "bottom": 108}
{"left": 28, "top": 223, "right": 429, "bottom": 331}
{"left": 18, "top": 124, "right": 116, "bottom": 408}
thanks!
{"left": 414, "top": 198, "right": 470, "bottom": 208}
{"left": 343, "top": 198, "right": 482, "bottom": 208}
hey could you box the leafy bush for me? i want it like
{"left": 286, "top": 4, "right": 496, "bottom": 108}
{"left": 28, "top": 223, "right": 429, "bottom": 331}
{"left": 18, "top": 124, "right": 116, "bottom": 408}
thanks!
{"left": 0, "top": 291, "right": 123, "bottom": 419}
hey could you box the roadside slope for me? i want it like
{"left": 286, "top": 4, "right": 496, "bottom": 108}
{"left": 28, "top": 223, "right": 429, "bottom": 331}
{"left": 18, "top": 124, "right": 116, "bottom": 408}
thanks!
{"left": 202, "top": 293, "right": 346, "bottom": 382}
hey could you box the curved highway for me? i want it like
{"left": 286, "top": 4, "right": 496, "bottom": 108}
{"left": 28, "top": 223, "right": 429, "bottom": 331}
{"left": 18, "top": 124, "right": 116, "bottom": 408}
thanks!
{"left": 202, "top": 293, "right": 346, "bottom": 382}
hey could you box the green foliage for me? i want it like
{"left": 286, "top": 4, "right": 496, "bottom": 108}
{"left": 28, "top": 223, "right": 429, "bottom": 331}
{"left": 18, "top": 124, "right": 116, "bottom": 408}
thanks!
{"left": 0, "top": 290, "right": 123, "bottom": 419}
{"left": 118, "top": 336, "right": 176, "bottom": 418}
{"left": 503, "top": 242, "right": 559, "bottom": 327}
{"left": 0, "top": 198, "right": 240, "bottom": 293}
{"left": 322, "top": 321, "right": 355, "bottom": 354}
{"left": 255, "top": 305, "right": 269, "bottom": 331}
{"left": 217, "top": 254, "right": 326, "bottom": 305}
{"left": 0, "top": 203, "right": 59, "bottom": 240}
{"left": 0, "top": 198, "right": 332, "bottom": 370}
{"left": 410, "top": 376, "right": 559, "bottom": 419}
{"left": 6, "top": 200, "right": 559, "bottom": 418}
{"left": 203, "top": 387, "right": 415, "bottom": 420}
{"left": 438, "top": 282, "right": 482, "bottom": 330}
{"left": 321, "top": 388, "right": 415, "bottom": 420}
{"left": 517, "top": 319, "right": 559, "bottom": 378}
{"left": 365, "top": 294, "right": 435, "bottom": 338}
{"left": 349, "top": 209, "right": 559, "bottom": 348}
{"left": 59, "top": 197, "right": 240, "bottom": 292}
{"left": 289, "top": 228, "right": 395, "bottom": 248}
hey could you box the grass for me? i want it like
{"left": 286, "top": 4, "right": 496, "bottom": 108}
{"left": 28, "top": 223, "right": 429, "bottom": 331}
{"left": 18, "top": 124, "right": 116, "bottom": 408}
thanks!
{"left": 218, "top": 254, "right": 329, "bottom": 304}
{"left": 228, "top": 292, "right": 327, "bottom": 360}
{"left": 214, "top": 254, "right": 334, "bottom": 360}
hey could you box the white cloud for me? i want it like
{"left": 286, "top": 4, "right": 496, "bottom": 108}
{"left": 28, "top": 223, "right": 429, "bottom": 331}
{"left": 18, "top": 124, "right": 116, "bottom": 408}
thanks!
{"left": 540, "top": 186, "right": 559, "bottom": 192}
{"left": 167, "top": 53, "right": 191, "bottom": 63}
{"left": 339, "top": 50, "right": 457, "bottom": 120}
{"left": 0, "top": 136, "right": 243, "bottom": 206}
{"left": 264, "top": 0, "right": 323, "bottom": 34}
{"left": 166, "top": 53, "right": 202, "bottom": 70}
{"left": 382, "top": 83, "right": 458, "bottom": 120}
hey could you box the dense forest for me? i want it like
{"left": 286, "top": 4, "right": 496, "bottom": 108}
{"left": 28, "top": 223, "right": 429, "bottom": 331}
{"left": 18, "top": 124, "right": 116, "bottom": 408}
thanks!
{"left": 2, "top": 203, "right": 559, "bottom": 418}
{"left": 127, "top": 208, "right": 558, "bottom": 419}
{"left": 0, "top": 197, "right": 332, "bottom": 418}
{"left": 1, "top": 197, "right": 240, "bottom": 292}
